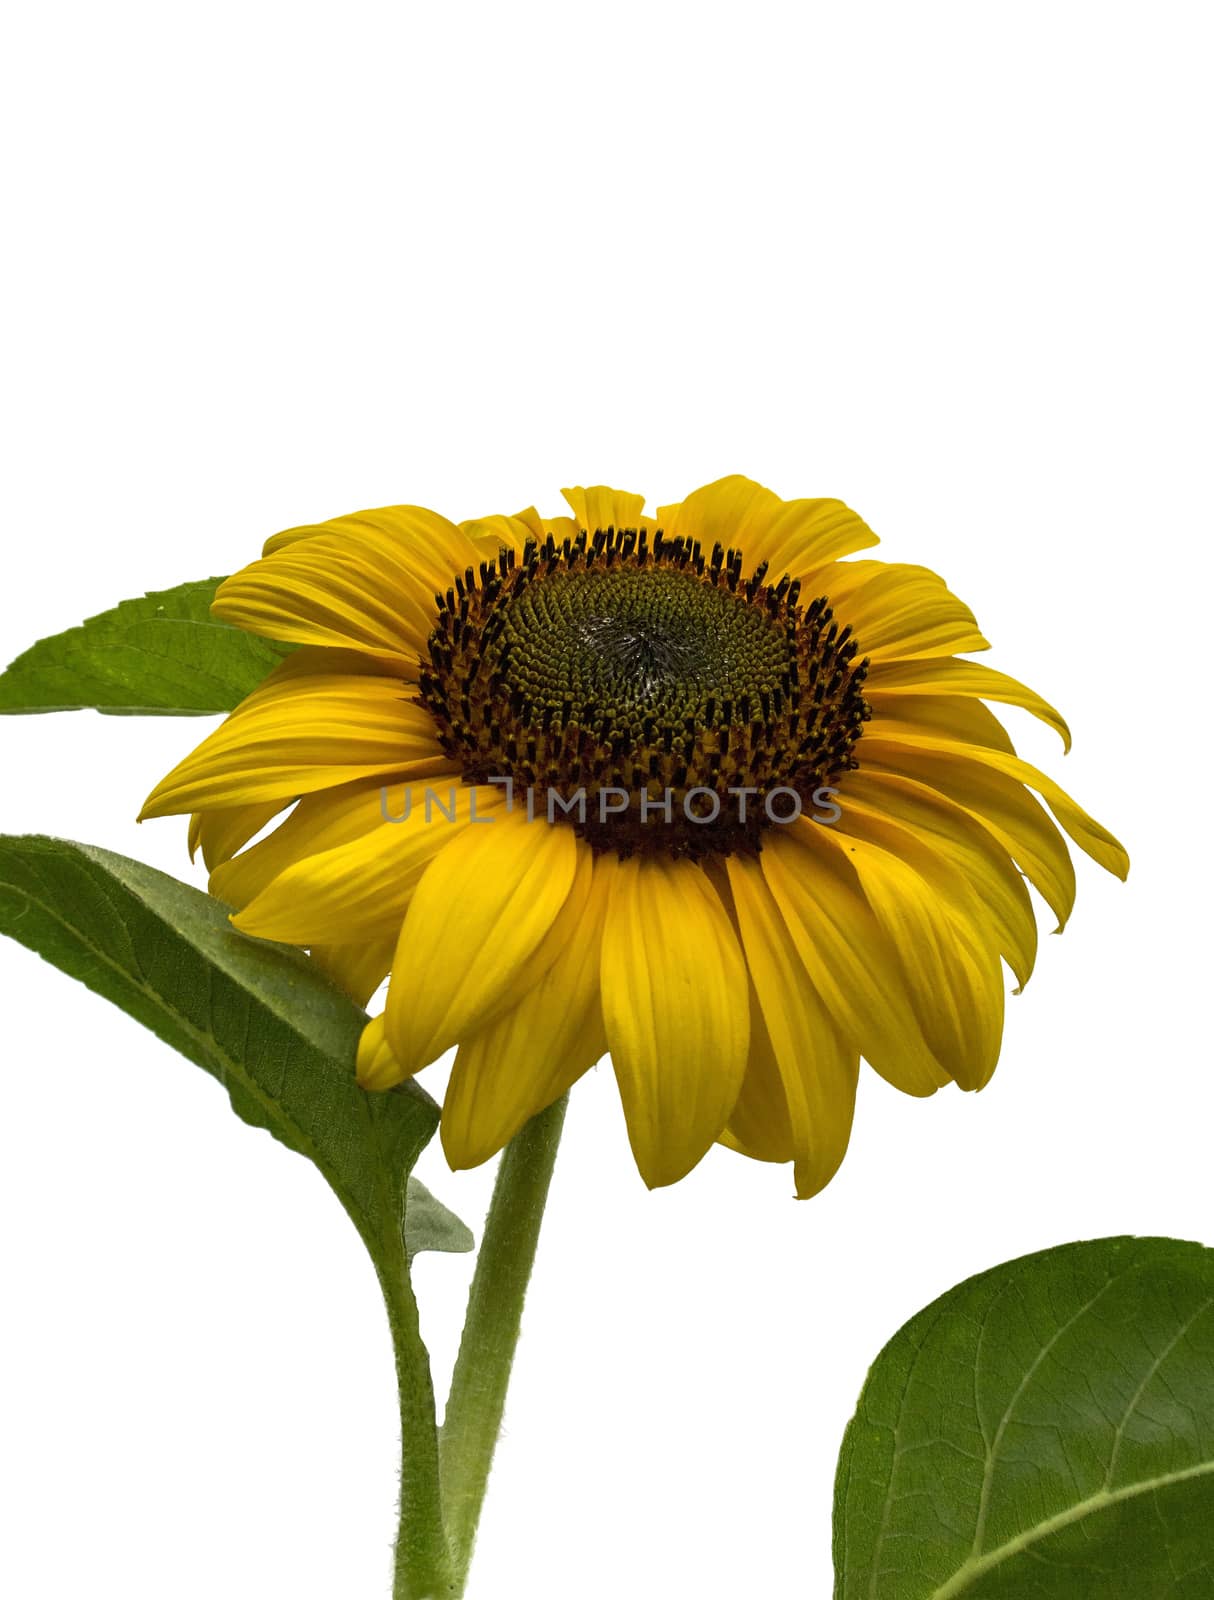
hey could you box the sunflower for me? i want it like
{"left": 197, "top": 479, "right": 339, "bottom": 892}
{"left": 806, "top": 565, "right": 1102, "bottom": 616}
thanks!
{"left": 140, "top": 477, "right": 1128, "bottom": 1197}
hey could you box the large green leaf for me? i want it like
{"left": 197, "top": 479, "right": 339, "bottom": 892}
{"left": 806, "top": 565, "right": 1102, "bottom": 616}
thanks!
{"left": 0, "top": 578, "right": 287, "bottom": 715}
{"left": 834, "top": 1236, "right": 1214, "bottom": 1598}
{"left": 0, "top": 834, "right": 444, "bottom": 1251}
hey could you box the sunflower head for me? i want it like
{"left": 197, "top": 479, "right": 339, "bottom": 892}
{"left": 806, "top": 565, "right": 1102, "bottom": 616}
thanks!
{"left": 418, "top": 524, "right": 870, "bottom": 858}
{"left": 140, "top": 476, "right": 1128, "bottom": 1199}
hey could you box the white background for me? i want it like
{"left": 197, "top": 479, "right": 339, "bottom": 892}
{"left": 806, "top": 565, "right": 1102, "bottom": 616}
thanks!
{"left": 1, "top": 4, "right": 1210, "bottom": 1597}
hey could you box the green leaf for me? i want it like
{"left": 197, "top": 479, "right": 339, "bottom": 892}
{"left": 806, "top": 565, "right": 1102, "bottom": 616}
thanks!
{"left": 404, "top": 1177, "right": 475, "bottom": 1261}
{"left": 0, "top": 578, "right": 288, "bottom": 715}
{"left": 0, "top": 834, "right": 454, "bottom": 1253}
{"left": 834, "top": 1236, "right": 1214, "bottom": 1599}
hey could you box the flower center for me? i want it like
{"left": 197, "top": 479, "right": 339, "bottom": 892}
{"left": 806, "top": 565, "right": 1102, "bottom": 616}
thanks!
{"left": 418, "top": 527, "right": 870, "bottom": 857}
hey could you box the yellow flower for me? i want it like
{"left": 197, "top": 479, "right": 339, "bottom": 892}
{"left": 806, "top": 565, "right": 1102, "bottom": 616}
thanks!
{"left": 140, "top": 477, "right": 1128, "bottom": 1197}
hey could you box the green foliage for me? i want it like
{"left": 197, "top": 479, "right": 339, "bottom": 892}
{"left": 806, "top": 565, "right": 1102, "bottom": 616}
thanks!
{"left": 834, "top": 1235, "right": 1214, "bottom": 1598}
{"left": 0, "top": 834, "right": 446, "bottom": 1251}
{"left": 0, "top": 578, "right": 287, "bottom": 715}
{"left": 405, "top": 1177, "right": 475, "bottom": 1260}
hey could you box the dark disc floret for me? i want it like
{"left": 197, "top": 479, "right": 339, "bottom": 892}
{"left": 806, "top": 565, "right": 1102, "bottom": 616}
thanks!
{"left": 417, "top": 526, "right": 870, "bottom": 858}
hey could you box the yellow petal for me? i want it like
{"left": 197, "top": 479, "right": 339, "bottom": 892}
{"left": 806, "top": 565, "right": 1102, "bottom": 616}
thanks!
{"left": 825, "top": 811, "right": 1005, "bottom": 1090}
{"left": 381, "top": 807, "right": 579, "bottom": 1076}
{"left": 655, "top": 477, "right": 879, "bottom": 582}
{"left": 470, "top": 505, "right": 580, "bottom": 549}
{"left": 512, "top": 506, "right": 546, "bottom": 540}
{"left": 561, "top": 485, "right": 652, "bottom": 531}
{"left": 214, "top": 553, "right": 427, "bottom": 665}
{"left": 310, "top": 937, "right": 396, "bottom": 1007}
{"left": 861, "top": 731, "right": 1129, "bottom": 881}
{"left": 441, "top": 845, "right": 609, "bottom": 1169}
{"left": 243, "top": 644, "right": 412, "bottom": 693}
{"left": 189, "top": 799, "right": 286, "bottom": 870}
{"left": 726, "top": 855, "right": 860, "bottom": 1195}
{"left": 139, "top": 672, "right": 451, "bottom": 817}
{"left": 839, "top": 769, "right": 1038, "bottom": 990}
{"left": 657, "top": 474, "right": 783, "bottom": 555}
{"left": 721, "top": 995, "right": 795, "bottom": 1165}
{"left": 745, "top": 497, "right": 880, "bottom": 582}
{"left": 760, "top": 821, "right": 949, "bottom": 1097}
{"left": 864, "top": 698, "right": 1017, "bottom": 754}
{"left": 231, "top": 783, "right": 505, "bottom": 942}
{"left": 600, "top": 856, "right": 749, "bottom": 1189}
{"left": 214, "top": 525, "right": 466, "bottom": 667}
{"left": 860, "top": 737, "right": 1078, "bottom": 930}
{"left": 356, "top": 1014, "right": 405, "bottom": 1090}
{"left": 262, "top": 503, "right": 480, "bottom": 567}
{"left": 865, "top": 657, "right": 1071, "bottom": 750}
{"left": 814, "top": 559, "right": 990, "bottom": 659}
{"left": 209, "top": 780, "right": 391, "bottom": 911}
{"left": 176, "top": 656, "right": 389, "bottom": 839}
{"left": 460, "top": 511, "right": 544, "bottom": 556}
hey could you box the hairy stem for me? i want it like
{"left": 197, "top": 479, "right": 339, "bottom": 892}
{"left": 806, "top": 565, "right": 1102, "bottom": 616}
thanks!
{"left": 379, "top": 1225, "right": 454, "bottom": 1599}
{"left": 439, "top": 1095, "right": 569, "bottom": 1593}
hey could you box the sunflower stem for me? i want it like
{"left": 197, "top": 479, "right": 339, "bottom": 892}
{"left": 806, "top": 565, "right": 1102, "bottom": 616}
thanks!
{"left": 377, "top": 1228, "right": 455, "bottom": 1599}
{"left": 439, "top": 1094, "right": 569, "bottom": 1595}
